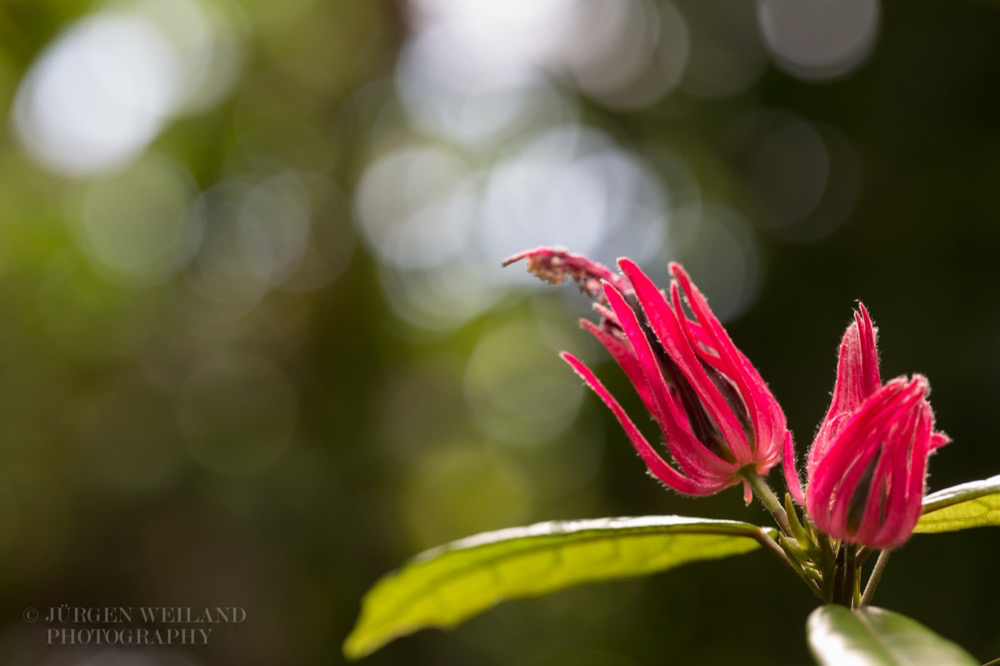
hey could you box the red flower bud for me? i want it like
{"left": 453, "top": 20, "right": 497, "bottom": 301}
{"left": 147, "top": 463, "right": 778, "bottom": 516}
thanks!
{"left": 803, "top": 306, "right": 949, "bottom": 549}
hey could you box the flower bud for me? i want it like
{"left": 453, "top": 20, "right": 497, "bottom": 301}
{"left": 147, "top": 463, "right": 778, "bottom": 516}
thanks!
{"left": 806, "top": 376, "right": 948, "bottom": 549}
{"left": 802, "top": 306, "right": 949, "bottom": 549}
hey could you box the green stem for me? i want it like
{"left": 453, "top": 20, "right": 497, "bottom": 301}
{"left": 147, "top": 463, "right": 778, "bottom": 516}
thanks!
{"left": 745, "top": 472, "right": 793, "bottom": 536}
{"left": 830, "top": 544, "right": 861, "bottom": 607}
{"left": 848, "top": 546, "right": 861, "bottom": 607}
{"left": 860, "top": 549, "right": 891, "bottom": 607}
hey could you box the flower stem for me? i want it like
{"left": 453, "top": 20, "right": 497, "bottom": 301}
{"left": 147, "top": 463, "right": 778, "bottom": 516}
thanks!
{"left": 860, "top": 549, "right": 891, "bottom": 607}
{"left": 831, "top": 544, "right": 852, "bottom": 606}
{"left": 745, "top": 472, "right": 793, "bottom": 536}
{"left": 847, "top": 545, "right": 861, "bottom": 607}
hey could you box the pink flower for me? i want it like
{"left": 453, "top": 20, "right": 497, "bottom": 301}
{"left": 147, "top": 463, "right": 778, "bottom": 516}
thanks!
{"left": 504, "top": 247, "right": 792, "bottom": 502}
{"left": 801, "top": 306, "right": 949, "bottom": 549}
{"left": 807, "top": 305, "right": 883, "bottom": 484}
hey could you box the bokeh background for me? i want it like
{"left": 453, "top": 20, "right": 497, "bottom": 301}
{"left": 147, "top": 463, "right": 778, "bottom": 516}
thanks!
{"left": 0, "top": 0, "right": 999, "bottom": 663}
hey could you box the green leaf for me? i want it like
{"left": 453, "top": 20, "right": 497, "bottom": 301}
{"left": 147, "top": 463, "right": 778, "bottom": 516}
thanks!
{"left": 807, "top": 605, "right": 978, "bottom": 665}
{"left": 915, "top": 473, "right": 1000, "bottom": 533}
{"left": 344, "top": 516, "right": 773, "bottom": 659}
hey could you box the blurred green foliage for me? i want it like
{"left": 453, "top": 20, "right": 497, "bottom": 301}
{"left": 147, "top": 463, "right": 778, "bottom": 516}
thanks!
{"left": 0, "top": 0, "right": 998, "bottom": 664}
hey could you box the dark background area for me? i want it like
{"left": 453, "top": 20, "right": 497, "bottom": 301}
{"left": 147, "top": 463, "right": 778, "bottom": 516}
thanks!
{"left": 0, "top": 0, "right": 998, "bottom": 664}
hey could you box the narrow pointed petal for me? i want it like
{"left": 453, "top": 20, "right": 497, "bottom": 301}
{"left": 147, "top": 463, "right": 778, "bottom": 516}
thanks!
{"left": 930, "top": 432, "right": 950, "bottom": 450}
{"left": 602, "top": 282, "right": 734, "bottom": 481}
{"left": 871, "top": 405, "right": 926, "bottom": 548}
{"left": 579, "top": 319, "right": 657, "bottom": 419}
{"left": 617, "top": 259, "right": 750, "bottom": 462}
{"left": 561, "top": 352, "right": 711, "bottom": 495}
{"left": 856, "top": 305, "right": 881, "bottom": 390}
{"left": 783, "top": 431, "right": 805, "bottom": 505}
{"left": 808, "top": 304, "right": 882, "bottom": 478}
{"left": 669, "top": 262, "right": 788, "bottom": 466}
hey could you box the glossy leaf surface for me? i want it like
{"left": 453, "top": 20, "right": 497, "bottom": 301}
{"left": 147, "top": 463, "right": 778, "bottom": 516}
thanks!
{"left": 344, "top": 516, "right": 772, "bottom": 659}
{"left": 916, "top": 474, "right": 1000, "bottom": 533}
{"left": 808, "top": 605, "right": 978, "bottom": 665}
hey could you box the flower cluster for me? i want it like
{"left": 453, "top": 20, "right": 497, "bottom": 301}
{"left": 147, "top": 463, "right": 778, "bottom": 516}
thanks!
{"left": 507, "top": 247, "right": 949, "bottom": 551}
